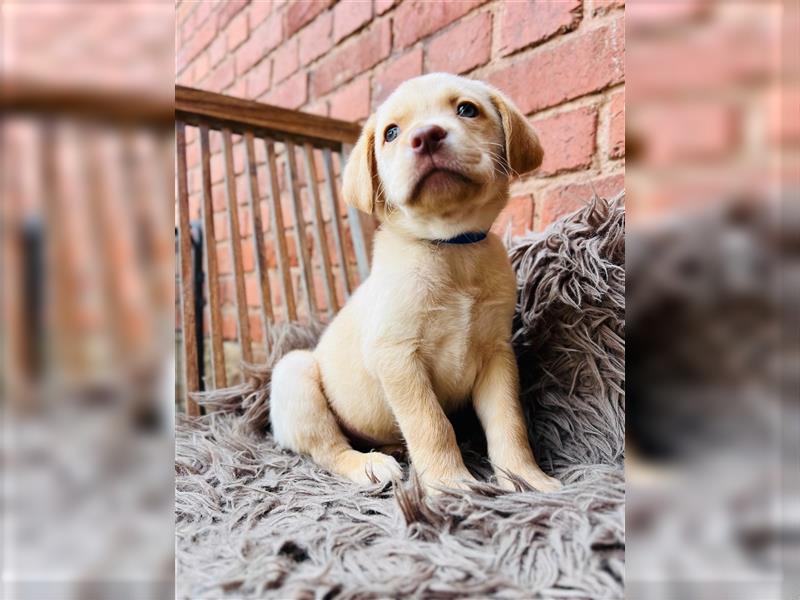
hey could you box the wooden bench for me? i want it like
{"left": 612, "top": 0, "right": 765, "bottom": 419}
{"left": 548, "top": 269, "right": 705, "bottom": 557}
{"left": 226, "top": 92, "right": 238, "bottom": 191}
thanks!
{"left": 175, "top": 86, "right": 371, "bottom": 415}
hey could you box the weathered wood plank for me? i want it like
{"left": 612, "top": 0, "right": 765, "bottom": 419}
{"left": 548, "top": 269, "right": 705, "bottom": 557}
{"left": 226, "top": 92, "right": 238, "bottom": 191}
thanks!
{"left": 199, "top": 125, "right": 227, "bottom": 389}
{"left": 264, "top": 138, "right": 297, "bottom": 322}
{"left": 321, "top": 148, "right": 352, "bottom": 298}
{"left": 340, "top": 145, "right": 372, "bottom": 283}
{"left": 176, "top": 122, "right": 200, "bottom": 415}
{"left": 222, "top": 128, "right": 254, "bottom": 364}
{"left": 176, "top": 85, "right": 360, "bottom": 147}
{"left": 302, "top": 143, "right": 338, "bottom": 315}
{"left": 284, "top": 141, "right": 317, "bottom": 317}
{"left": 244, "top": 131, "right": 274, "bottom": 351}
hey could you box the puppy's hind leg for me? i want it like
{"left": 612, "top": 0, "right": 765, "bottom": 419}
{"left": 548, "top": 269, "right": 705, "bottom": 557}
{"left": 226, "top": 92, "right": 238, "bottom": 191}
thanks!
{"left": 270, "top": 350, "right": 403, "bottom": 485}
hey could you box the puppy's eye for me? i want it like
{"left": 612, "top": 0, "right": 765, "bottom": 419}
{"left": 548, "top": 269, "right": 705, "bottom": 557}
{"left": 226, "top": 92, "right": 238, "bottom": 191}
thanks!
{"left": 384, "top": 125, "right": 399, "bottom": 143}
{"left": 457, "top": 102, "right": 479, "bottom": 118}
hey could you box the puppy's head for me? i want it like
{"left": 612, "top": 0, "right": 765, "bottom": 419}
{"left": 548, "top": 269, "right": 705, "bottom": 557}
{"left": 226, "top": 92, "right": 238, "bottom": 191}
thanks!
{"left": 343, "top": 73, "right": 543, "bottom": 238}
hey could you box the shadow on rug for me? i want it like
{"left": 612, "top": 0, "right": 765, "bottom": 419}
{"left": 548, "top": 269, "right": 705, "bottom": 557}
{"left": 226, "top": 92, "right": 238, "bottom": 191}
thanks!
{"left": 176, "top": 194, "right": 625, "bottom": 599}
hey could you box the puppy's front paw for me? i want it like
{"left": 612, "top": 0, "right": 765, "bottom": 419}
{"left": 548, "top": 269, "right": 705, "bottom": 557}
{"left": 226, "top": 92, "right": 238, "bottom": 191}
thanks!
{"left": 344, "top": 451, "right": 404, "bottom": 485}
{"left": 497, "top": 465, "right": 562, "bottom": 493}
{"left": 420, "top": 469, "right": 478, "bottom": 495}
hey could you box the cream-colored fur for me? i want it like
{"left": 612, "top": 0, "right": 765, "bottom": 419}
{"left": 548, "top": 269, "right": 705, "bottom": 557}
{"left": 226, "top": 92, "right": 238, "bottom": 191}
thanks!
{"left": 270, "top": 73, "right": 561, "bottom": 494}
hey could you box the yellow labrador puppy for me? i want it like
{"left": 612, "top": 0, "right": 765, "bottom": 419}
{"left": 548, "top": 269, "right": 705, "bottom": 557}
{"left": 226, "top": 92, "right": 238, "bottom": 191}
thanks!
{"left": 270, "top": 73, "right": 561, "bottom": 494}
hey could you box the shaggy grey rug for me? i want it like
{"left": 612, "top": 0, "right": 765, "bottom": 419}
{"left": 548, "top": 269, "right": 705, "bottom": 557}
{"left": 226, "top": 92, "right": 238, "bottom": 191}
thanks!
{"left": 176, "top": 194, "right": 625, "bottom": 599}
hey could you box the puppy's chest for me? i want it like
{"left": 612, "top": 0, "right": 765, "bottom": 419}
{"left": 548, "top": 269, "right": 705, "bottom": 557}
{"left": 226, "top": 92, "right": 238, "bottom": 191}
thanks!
{"left": 420, "top": 284, "right": 509, "bottom": 402}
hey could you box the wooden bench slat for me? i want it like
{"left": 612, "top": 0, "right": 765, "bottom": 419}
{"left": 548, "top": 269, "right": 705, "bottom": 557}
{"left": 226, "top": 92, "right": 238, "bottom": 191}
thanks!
{"left": 264, "top": 138, "right": 297, "bottom": 322}
{"left": 284, "top": 141, "right": 317, "bottom": 318}
{"left": 340, "top": 146, "right": 372, "bottom": 284}
{"left": 176, "top": 85, "right": 360, "bottom": 147}
{"left": 222, "top": 128, "right": 254, "bottom": 364}
{"left": 199, "top": 124, "right": 227, "bottom": 389}
{"left": 302, "top": 143, "right": 338, "bottom": 316}
{"left": 176, "top": 122, "right": 200, "bottom": 415}
{"left": 244, "top": 131, "right": 273, "bottom": 352}
{"left": 322, "top": 148, "right": 352, "bottom": 298}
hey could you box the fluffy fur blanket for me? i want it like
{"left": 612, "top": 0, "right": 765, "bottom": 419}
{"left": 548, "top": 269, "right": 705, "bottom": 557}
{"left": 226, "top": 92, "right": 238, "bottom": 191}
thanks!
{"left": 176, "top": 194, "right": 625, "bottom": 599}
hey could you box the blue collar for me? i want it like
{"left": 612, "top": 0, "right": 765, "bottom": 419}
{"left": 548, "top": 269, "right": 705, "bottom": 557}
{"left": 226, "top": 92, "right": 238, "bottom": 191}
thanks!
{"left": 433, "top": 231, "right": 488, "bottom": 245}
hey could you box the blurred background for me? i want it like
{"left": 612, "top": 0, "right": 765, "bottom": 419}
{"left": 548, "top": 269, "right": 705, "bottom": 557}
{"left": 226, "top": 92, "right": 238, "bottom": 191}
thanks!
{"left": 2, "top": 2, "right": 175, "bottom": 599}
{"left": 1, "top": 0, "right": 797, "bottom": 599}
{"left": 625, "top": 1, "right": 797, "bottom": 599}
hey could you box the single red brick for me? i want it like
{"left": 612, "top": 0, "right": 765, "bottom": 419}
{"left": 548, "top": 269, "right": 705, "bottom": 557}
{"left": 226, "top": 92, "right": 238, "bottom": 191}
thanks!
{"left": 188, "top": 195, "right": 201, "bottom": 222}
{"left": 193, "top": 1, "right": 217, "bottom": 29}
{"left": 235, "top": 12, "right": 282, "bottom": 75}
{"left": 249, "top": 312, "right": 264, "bottom": 343}
{"left": 272, "top": 38, "right": 299, "bottom": 83}
{"left": 207, "top": 55, "right": 236, "bottom": 92}
{"left": 232, "top": 140, "right": 246, "bottom": 175}
{"left": 392, "top": 0, "right": 486, "bottom": 49}
{"left": 636, "top": 102, "right": 739, "bottom": 166}
{"left": 239, "top": 206, "right": 253, "bottom": 237}
{"left": 608, "top": 91, "right": 625, "bottom": 158}
{"left": 250, "top": 0, "right": 273, "bottom": 28}
{"left": 488, "top": 20, "right": 624, "bottom": 114}
{"left": 491, "top": 195, "right": 533, "bottom": 237}
{"left": 227, "top": 11, "right": 249, "bottom": 51}
{"left": 498, "top": 0, "right": 581, "bottom": 57}
{"left": 208, "top": 34, "right": 227, "bottom": 68}
{"left": 191, "top": 51, "right": 212, "bottom": 85}
{"left": 221, "top": 310, "right": 237, "bottom": 340}
{"left": 186, "top": 140, "right": 201, "bottom": 170}
{"left": 537, "top": 173, "right": 623, "bottom": 229}
{"left": 286, "top": 0, "right": 333, "bottom": 37}
{"left": 214, "top": 212, "right": 229, "bottom": 241}
{"left": 329, "top": 76, "right": 371, "bottom": 122}
{"left": 427, "top": 11, "right": 491, "bottom": 74}
{"left": 177, "top": 15, "right": 217, "bottom": 71}
{"left": 210, "top": 152, "right": 225, "bottom": 184}
{"left": 311, "top": 20, "right": 392, "bottom": 96}
{"left": 244, "top": 272, "right": 261, "bottom": 307}
{"left": 264, "top": 70, "right": 308, "bottom": 109}
{"left": 217, "top": 0, "right": 249, "bottom": 29}
{"left": 219, "top": 277, "right": 235, "bottom": 304}
{"left": 532, "top": 107, "right": 597, "bottom": 176}
{"left": 217, "top": 242, "right": 233, "bottom": 275}
{"left": 312, "top": 270, "right": 329, "bottom": 312}
{"left": 333, "top": 0, "right": 372, "bottom": 43}
{"left": 245, "top": 59, "right": 272, "bottom": 99}
{"left": 211, "top": 182, "right": 226, "bottom": 211}
{"left": 298, "top": 11, "right": 333, "bottom": 65}
{"left": 373, "top": 46, "right": 423, "bottom": 105}
{"left": 375, "top": 0, "right": 398, "bottom": 15}
{"left": 241, "top": 240, "right": 255, "bottom": 271}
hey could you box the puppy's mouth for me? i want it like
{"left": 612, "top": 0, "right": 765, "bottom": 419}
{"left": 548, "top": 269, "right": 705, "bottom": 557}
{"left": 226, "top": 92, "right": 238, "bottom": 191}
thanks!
{"left": 410, "top": 166, "right": 475, "bottom": 200}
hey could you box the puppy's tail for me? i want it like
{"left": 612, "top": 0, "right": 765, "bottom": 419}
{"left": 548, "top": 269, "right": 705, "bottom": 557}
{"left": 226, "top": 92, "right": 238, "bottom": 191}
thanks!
{"left": 189, "top": 321, "right": 324, "bottom": 431}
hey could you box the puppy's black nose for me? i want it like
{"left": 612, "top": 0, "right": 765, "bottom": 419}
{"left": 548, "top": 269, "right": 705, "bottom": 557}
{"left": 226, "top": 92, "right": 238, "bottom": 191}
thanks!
{"left": 410, "top": 125, "right": 447, "bottom": 154}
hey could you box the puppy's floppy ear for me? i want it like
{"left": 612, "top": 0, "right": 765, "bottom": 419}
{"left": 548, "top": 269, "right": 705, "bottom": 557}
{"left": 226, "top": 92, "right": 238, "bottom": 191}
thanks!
{"left": 490, "top": 89, "right": 544, "bottom": 176}
{"left": 342, "top": 115, "right": 378, "bottom": 215}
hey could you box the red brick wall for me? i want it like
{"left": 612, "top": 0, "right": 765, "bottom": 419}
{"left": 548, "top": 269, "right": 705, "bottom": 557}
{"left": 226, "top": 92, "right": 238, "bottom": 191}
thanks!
{"left": 176, "top": 0, "right": 625, "bottom": 340}
{"left": 625, "top": 1, "right": 784, "bottom": 225}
